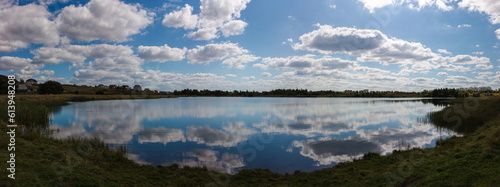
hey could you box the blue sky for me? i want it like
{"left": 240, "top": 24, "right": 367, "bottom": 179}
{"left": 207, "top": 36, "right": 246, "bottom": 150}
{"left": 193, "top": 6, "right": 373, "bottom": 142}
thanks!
{"left": 0, "top": 0, "right": 499, "bottom": 91}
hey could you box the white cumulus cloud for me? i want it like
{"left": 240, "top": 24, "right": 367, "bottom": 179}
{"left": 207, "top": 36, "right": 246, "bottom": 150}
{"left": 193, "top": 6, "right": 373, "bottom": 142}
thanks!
{"left": 262, "top": 72, "right": 272, "bottom": 77}
{"left": 162, "top": 0, "right": 251, "bottom": 40}
{"left": 255, "top": 55, "right": 358, "bottom": 77}
{"left": 358, "top": 0, "right": 454, "bottom": 13}
{"left": 0, "top": 3, "right": 60, "bottom": 52}
{"left": 438, "top": 55, "right": 490, "bottom": 65}
{"left": 242, "top": 76, "right": 256, "bottom": 80}
{"left": 0, "top": 56, "right": 54, "bottom": 80}
{"left": 357, "top": 0, "right": 395, "bottom": 13}
{"left": 186, "top": 27, "right": 219, "bottom": 41}
{"left": 459, "top": 0, "right": 500, "bottom": 24}
{"left": 476, "top": 64, "right": 494, "bottom": 70}
{"left": 187, "top": 42, "right": 249, "bottom": 64}
{"left": 32, "top": 44, "right": 134, "bottom": 66}
{"left": 198, "top": 0, "right": 250, "bottom": 27}
{"left": 357, "top": 38, "right": 437, "bottom": 65}
{"left": 0, "top": 56, "right": 33, "bottom": 71}
{"left": 162, "top": 4, "right": 198, "bottom": 29}
{"left": 437, "top": 72, "right": 448, "bottom": 76}
{"left": 221, "top": 20, "right": 248, "bottom": 37}
{"left": 32, "top": 46, "right": 85, "bottom": 65}
{"left": 137, "top": 45, "right": 187, "bottom": 62}
{"left": 437, "top": 49, "right": 452, "bottom": 55}
{"left": 294, "top": 25, "right": 489, "bottom": 70}
{"left": 293, "top": 25, "right": 436, "bottom": 65}
{"left": 457, "top": 24, "right": 472, "bottom": 28}
{"left": 257, "top": 55, "right": 356, "bottom": 70}
{"left": 221, "top": 54, "right": 260, "bottom": 69}
{"left": 293, "top": 25, "right": 387, "bottom": 54}
{"left": 56, "top": 0, "right": 153, "bottom": 42}
{"left": 16, "top": 69, "right": 55, "bottom": 80}
{"left": 88, "top": 56, "right": 143, "bottom": 72}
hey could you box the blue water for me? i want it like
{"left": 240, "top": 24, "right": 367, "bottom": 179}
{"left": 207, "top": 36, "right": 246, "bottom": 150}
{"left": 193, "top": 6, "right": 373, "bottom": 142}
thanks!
{"left": 49, "top": 97, "right": 454, "bottom": 174}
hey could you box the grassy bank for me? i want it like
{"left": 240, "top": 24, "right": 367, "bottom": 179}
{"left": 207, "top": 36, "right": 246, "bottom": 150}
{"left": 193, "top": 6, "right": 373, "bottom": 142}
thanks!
{"left": 427, "top": 96, "right": 500, "bottom": 134}
{"left": 0, "top": 94, "right": 221, "bottom": 186}
{"left": 231, "top": 118, "right": 500, "bottom": 186}
{"left": 0, "top": 121, "right": 227, "bottom": 186}
{"left": 0, "top": 96, "right": 499, "bottom": 186}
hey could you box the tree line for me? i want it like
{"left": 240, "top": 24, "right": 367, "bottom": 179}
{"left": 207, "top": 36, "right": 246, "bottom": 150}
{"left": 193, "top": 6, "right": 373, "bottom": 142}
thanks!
{"left": 172, "top": 87, "right": 499, "bottom": 97}
{"left": 0, "top": 75, "right": 498, "bottom": 97}
{"left": 172, "top": 88, "right": 497, "bottom": 97}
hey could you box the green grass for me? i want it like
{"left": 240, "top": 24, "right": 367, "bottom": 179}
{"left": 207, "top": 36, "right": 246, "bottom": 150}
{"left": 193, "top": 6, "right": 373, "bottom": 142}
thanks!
{"left": 272, "top": 120, "right": 499, "bottom": 186}
{"left": 61, "top": 85, "right": 127, "bottom": 95}
{"left": 0, "top": 102, "right": 50, "bottom": 137}
{"left": 0, "top": 97, "right": 499, "bottom": 186}
{"left": 0, "top": 122, "right": 228, "bottom": 186}
{"left": 427, "top": 96, "right": 500, "bottom": 134}
{"left": 69, "top": 96, "right": 95, "bottom": 102}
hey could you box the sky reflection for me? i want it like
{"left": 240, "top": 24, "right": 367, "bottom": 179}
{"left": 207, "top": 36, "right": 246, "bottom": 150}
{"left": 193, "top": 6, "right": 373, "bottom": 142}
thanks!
{"left": 50, "top": 97, "right": 455, "bottom": 174}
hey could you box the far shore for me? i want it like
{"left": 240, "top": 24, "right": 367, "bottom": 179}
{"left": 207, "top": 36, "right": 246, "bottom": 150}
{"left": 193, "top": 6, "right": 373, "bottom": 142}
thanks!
{"left": 0, "top": 94, "right": 177, "bottom": 103}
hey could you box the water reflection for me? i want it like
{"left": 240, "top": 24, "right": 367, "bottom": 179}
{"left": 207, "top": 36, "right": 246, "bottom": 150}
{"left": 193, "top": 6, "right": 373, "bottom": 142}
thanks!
{"left": 137, "top": 127, "right": 185, "bottom": 145}
{"left": 50, "top": 97, "right": 455, "bottom": 174}
{"left": 174, "top": 149, "right": 245, "bottom": 174}
{"left": 293, "top": 138, "right": 381, "bottom": 165}
{"left": 292, "top": 125, "right": 443, "bottom": 166}
{"left": 187, "top": 126, "right": 248, "bottom": 147}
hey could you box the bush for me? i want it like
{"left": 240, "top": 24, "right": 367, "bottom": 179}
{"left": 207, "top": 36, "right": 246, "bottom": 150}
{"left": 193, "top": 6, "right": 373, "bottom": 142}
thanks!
{"left": 70, "top": 96, "right": 93, "bottom": 102}
{"left": 362, "top": 152, "right": 380, "bottom": 160}
{"left": 0, "top": 75, "right": 9, "bottom": 94}
{"left": 38, "top": 80, "right": 64, "bottom": 94}
{"left": 96, "top": 90, "right": 105, "bottom": 95}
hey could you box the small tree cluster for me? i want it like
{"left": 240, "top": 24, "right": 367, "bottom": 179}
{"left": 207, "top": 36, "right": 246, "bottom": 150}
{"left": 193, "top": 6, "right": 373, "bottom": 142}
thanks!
{"left": 38, "top": 80, "right": 64, "bottom": 94}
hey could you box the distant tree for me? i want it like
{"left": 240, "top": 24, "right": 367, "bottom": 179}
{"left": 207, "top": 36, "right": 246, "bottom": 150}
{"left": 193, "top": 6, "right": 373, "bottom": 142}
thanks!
{"left": 0, "top": 75, "right": 10, "bottom": 94}
{"left": 38, "top": 80, "right": 64, "bottom": 94}
{"left": 0, "top": 75, "right": 21, "bottom": 94}
{"left": 431, "top": 88, "right": 460, "bottom": 97}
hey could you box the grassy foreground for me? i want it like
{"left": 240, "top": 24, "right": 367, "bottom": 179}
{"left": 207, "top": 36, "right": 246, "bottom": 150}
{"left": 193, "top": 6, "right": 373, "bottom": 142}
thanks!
{"left": 0, "top": 96, "right": 499, "bottom": 186}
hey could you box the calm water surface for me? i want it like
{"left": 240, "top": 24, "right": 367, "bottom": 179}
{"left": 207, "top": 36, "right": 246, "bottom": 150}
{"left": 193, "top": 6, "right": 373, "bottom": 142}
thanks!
{"left": 50, "top": 97, "right": 454, "bottom": 174}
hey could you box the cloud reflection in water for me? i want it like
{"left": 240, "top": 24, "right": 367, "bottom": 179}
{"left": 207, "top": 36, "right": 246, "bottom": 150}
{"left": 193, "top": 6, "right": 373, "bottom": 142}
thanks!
{"left": 166, "top": 149, "right": 245, "bottom": 174}
{"left": 49, "top": 97, "right": 455, "bottom": 173}
{"left": 137, "top": 127, "right": 186, "bottom": 145}
{"left": 293, "top": 138, "right": 381, "bottom": 165}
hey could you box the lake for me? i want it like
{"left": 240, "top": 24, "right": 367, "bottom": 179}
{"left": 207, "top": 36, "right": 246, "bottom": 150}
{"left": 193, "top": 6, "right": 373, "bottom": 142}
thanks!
{"left": 49, "top": 97, "right": 455, "bottom": 174}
